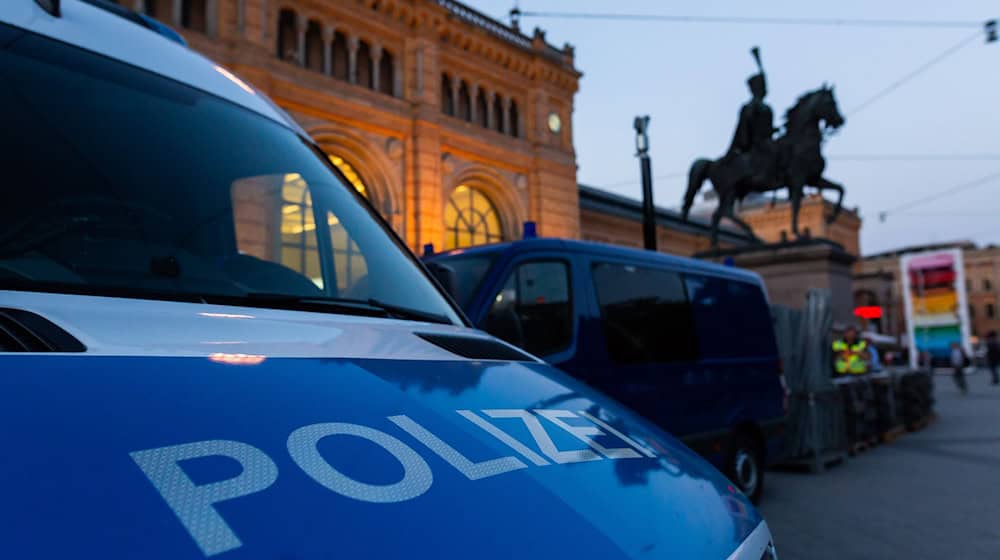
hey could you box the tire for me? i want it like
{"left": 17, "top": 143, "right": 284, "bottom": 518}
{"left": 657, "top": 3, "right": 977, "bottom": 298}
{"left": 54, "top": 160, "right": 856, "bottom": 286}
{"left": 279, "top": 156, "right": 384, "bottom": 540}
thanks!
{"left": 725, "top": 432, "right": 764, "bottom": 504}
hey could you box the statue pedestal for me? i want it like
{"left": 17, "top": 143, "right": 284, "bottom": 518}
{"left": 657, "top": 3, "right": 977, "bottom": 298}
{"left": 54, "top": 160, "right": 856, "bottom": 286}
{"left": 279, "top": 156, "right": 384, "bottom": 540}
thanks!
{"left": 695, "top": 239, "right": 857, "bottom": 326}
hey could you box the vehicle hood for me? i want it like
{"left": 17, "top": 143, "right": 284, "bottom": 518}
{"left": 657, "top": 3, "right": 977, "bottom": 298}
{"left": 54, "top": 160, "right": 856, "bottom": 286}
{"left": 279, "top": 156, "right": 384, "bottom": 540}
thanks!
{"left": 0, "top": 294, "right": 763, "bottom": 559}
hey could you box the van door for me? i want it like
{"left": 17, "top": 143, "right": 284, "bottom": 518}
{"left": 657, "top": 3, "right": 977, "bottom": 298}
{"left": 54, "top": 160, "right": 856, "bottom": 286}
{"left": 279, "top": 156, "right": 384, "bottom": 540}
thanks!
{"left": 477, "top": 256, "right": 577, "bottom": 362}
{"left": 684, "top": 274, "right": 782, "bottom": 431}
{"left": 586, "top": 260, "right": 706, "bottom": 438}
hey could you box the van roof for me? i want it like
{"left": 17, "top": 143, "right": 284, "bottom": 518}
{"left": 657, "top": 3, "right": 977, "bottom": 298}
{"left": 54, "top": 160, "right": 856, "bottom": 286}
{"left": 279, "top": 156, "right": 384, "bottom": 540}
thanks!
{"left": 0, "top": 0, "right": 301, "bottom": 135}
{"left": 432, "top": 238, "right": 765, "bottom": 285}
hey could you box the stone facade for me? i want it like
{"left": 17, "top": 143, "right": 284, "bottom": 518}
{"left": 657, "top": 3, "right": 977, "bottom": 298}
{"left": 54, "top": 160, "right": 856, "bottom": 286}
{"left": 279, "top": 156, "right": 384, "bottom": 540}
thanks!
{"left": 738, "top": 195, "right": 862, "bottom": 257}
{"left": 140, "top": 0, "right": 580, "bottom": 253}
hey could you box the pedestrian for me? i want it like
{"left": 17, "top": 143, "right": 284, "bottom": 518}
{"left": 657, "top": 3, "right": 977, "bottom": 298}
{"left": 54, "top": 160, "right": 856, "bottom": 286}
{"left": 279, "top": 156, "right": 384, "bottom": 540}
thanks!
{"left": 950, "top": 341, "right": 969, "bottom": 395}
{"left": 832, "top": 326, "right": 870, "bottom": 376}
{"left": 986, "top": 331, "right": 1000, "bottom": 385}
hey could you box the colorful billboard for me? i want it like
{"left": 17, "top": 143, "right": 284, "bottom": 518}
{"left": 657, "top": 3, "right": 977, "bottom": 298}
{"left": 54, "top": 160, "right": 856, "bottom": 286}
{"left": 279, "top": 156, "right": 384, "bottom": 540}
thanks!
{"left": 901, "top": 248, "right": 971, "bottom": 368}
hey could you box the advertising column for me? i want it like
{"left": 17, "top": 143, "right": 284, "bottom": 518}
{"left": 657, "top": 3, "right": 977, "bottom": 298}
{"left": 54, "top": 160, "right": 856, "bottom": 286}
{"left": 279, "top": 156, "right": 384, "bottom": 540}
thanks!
{"left": 901, "top": 248, "right": 971, "bottom": 368}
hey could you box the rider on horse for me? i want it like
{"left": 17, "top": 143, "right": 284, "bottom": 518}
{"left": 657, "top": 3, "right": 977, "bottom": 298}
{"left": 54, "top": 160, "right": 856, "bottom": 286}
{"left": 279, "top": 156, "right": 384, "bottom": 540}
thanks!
{"left": 727, "top": 47, "right": 778, "bottom": 189}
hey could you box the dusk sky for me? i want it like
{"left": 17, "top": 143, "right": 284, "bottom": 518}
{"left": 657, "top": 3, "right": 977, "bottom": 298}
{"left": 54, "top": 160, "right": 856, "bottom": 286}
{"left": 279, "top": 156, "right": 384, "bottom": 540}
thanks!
{"left": 470, "top": 0, "right": 1000, "bottom": 255}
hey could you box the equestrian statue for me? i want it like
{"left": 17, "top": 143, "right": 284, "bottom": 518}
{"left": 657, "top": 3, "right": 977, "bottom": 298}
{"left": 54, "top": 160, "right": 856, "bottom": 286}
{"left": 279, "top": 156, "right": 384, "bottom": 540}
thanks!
{"left": 681, "top": 47, "right": 847, "bottom": 247}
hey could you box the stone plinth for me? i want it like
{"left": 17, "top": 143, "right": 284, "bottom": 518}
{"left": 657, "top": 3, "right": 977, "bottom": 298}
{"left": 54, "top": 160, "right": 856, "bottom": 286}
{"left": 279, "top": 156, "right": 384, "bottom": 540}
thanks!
{"left": 697, "top": 239, "right": 858, "bottom": 325}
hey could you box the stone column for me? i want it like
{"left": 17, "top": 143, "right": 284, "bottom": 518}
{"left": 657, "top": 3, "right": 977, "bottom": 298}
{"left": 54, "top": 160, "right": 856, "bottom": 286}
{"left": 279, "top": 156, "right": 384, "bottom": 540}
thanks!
{"left": 171, "top": 0, "right": 182, "bottom": 27}
{"left": 206, "top": 0, "right": 218, "bottom": 37}
{"left": 260, "top": 0, "right": 268, "bottom": 42}
{"left": 322, "top": 25, "right": 335, "bottom": 76}
{"left": 469, "top": 84, "right": 479, "bottom": 123}
{"left": 236, "top": 0, "right": 244, "bottom": 35}
{"left": 347, "top": 35, "right": 359, "bottom": 84}
{"left": 486, "top": 90, "right": 496, "bottom": 130}
{"left": 132, "top": 0, "right": 145, "bottom": 13}
{"left": 450, "top": 76, "right": 460, "bottom": 117}
{"left": 295, "top": 13, "right": 308, "bottom": 67}
{"left": 371, "top": 44, "right": 383, "bottom": 92}
{"left": 393, "top": 50, "right": 403, "bottom": 98}
{"left": 501, "top": 96, "right": 511, "bottom": 135}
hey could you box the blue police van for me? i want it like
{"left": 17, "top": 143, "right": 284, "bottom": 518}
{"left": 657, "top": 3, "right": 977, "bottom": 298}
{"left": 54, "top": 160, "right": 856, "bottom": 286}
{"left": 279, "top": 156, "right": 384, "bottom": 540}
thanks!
{"left": 0, "top": 1, "right": 777, "bottom": 557}
{"left": 426, "top": 238, "right": 788, "bottom": 502}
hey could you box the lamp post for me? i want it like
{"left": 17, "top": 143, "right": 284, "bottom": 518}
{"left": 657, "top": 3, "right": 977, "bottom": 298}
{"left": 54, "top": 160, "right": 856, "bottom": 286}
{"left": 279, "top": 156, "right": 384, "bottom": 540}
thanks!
{"left": 634, "top": 115, "right": 656, "bottom": 251}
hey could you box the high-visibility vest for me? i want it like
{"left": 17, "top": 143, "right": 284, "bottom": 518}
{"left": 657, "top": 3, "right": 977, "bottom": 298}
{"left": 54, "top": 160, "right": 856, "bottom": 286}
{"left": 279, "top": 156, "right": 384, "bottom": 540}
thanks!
{"left": 833, "top": 339, "right": 868, "bottom": 375}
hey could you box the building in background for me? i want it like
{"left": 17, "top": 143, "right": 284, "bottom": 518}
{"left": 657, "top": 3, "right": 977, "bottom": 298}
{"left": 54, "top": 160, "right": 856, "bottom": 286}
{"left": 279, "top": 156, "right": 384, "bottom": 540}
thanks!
{"left": 858, "top": 242, "right": 1000, "bottom": 339}
{"left": 137, "top": 0, "right": 581, "bottom": 255}
{"left": 738, "top": 194, "right": 862, "bottom": 257}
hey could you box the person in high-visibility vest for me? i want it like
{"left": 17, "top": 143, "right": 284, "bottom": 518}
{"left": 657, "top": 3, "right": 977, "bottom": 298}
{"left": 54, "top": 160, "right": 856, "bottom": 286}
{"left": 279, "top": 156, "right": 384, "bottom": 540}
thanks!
{"left": 832, "top": 326, "right": 869, "bottom": 375}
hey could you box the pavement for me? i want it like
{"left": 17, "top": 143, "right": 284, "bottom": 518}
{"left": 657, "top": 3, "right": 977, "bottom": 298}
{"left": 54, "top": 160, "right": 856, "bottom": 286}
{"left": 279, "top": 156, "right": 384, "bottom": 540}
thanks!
{"left": 759, "top": 369, "right": 1000, "bottom": 559}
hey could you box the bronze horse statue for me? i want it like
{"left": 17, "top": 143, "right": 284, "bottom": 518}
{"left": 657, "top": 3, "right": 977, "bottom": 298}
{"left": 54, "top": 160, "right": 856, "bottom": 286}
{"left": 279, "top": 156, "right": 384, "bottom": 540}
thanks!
{"left": 682, "top": 86, "right": 846, "bottom": 246}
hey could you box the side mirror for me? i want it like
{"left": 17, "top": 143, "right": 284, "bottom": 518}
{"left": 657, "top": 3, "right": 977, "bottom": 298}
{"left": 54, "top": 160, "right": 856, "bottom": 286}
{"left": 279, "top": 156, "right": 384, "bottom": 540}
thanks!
{"left": 425, "top": 261, "right": 458, "bottom": 301}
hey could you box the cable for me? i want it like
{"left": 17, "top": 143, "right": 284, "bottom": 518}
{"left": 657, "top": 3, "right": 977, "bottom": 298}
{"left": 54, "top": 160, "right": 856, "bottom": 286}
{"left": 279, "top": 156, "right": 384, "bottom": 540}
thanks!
{"left": 846, "top": 30, "right": 982, "bottom": 116}
{"left": 519, "top": 11, "right": 984, "bottom": 29}
{"left": 878, "top": 170, "right": 1000, "bottom": 221}
{"left": 829, "top": 154, "right": 1000, "bottom": 161}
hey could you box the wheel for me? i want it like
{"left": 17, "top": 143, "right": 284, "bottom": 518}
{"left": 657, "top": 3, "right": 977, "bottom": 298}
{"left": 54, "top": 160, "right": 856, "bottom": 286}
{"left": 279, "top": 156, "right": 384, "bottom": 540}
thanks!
{"left": 725, "top": 432, "right": 764, "bottom": 504}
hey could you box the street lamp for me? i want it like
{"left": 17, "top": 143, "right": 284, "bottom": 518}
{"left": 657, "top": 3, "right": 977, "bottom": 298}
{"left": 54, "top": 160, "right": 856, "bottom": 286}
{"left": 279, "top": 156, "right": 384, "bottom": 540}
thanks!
{"left": 633, "top": 115, "right": 656, "bottom": 251}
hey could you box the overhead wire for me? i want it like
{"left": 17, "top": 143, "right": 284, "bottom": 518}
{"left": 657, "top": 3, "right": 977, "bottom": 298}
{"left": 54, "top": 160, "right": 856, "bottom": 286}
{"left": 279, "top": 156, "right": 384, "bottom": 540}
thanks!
{"left": 846, "top": 29, "right": 983, "bottom": 116}
{"left": 877, "top": 170, "right": 1000, "bottom": 221}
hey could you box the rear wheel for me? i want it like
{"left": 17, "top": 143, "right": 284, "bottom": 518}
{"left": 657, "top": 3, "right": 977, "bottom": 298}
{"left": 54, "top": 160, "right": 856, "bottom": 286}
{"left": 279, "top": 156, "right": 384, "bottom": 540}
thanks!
{"left": 725, "top": 432, "right": 764, "bottom": 504}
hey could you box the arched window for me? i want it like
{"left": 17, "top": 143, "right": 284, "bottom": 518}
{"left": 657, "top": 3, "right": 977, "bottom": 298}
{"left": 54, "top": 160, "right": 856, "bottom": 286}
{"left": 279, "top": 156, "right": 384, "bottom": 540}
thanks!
{"left": 492, "top": 94, "right": 504, "bottom": 133}
{"left": 357, "top": 41, "right": 373, "bottom": 89}
{"left": 331, "top": 31, "right": 349, "bottom": 80}
{"left": 508, "top": 100, "right": 520, "bottom": 137}
{"left": 181, "top": 0, "right": 207, "bottom": 32}
{"left": 379, "top": 50, "right": 395, "bottom": 96}
{"left": 457, "top": 81, "right": 471, "bottom": 121}
{"left": 476, "top": 89, "right": 488, "bottom": 128}
{"left": 328, "top": 155, "right": 368, "bottom": 199}
{"left": 985, "top": 278, "right": 993, "bottom": 292}
{"left": 276, "top": 9, "right": 298, "bottom": 62}
{"left": 444, "top": 185, "right": 503, "bottom": 250}
{"left": 304, "top": 21, "right": 324, "bottom": 72}
{"left": 326, "top": 155, "right": 370, "bottom": 291}
{"left": 441, "top": 74, "right": 454, "bottom": 115}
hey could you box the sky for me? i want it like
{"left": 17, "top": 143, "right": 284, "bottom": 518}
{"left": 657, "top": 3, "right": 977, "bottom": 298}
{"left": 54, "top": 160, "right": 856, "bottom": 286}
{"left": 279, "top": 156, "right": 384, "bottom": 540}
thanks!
{"left": 468, "top": 0, "right": 1000, "bottom": 256}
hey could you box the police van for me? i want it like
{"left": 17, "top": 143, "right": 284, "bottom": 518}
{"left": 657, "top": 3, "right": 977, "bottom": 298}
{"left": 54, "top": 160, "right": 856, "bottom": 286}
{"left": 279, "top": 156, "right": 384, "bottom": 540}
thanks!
{"left": 0, "top": 1, "right": 777, "bottom": 558}
{"left": 425, "top": 238, "right": 788, "bottom": 503}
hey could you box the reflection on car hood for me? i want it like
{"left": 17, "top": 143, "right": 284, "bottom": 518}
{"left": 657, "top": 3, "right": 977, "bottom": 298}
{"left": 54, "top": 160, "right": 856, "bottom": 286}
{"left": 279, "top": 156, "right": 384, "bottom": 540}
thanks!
{"left": 0, "top": 294, "right": 763, "bottom": 558}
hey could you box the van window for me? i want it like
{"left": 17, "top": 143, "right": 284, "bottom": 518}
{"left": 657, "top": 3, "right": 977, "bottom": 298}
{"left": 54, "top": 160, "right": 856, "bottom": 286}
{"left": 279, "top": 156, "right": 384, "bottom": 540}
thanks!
{"left": 685, "top": 275, "right": 775, "bottom": 359}
{"left": 591, "top": 263, "right": 698, "bottom": 363}
{"left": 482, "top": 261, "right": 572, "bottom": 356}
{"left": 430, "top": 253, "right": 497, "bottom": 310}
{"left": 0, "top": 25, "right": 460, "bottom": 324}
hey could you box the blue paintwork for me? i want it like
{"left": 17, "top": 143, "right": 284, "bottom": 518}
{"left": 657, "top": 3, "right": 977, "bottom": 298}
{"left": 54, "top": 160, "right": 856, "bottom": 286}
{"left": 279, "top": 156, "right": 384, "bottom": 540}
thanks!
{"left": 0, "top": 355, "right": 760, "bottom": 558}
{"left": 428, "top": 238, "right": 787, "bottom": 467}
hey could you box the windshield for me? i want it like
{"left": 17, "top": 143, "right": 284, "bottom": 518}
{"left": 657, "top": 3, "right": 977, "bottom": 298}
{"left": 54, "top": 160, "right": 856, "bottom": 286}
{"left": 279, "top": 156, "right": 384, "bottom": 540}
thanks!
{"left": 0, "top": 26, "right": 460, "bottom": 325}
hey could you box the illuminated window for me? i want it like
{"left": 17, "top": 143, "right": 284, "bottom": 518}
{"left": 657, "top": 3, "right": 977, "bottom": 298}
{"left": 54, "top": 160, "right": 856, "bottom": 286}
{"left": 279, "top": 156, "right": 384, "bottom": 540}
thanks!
{"left": 444, "top": 185, "right": 503, "bottom": 250}
{"left": 328, "top": 155, "right": 367, "bottom": 198}
{"left": 277, "top": 173, "right": 368, "bottom": 293}
{"left": 280, "top": 173, "right": 324, "bottom": 289}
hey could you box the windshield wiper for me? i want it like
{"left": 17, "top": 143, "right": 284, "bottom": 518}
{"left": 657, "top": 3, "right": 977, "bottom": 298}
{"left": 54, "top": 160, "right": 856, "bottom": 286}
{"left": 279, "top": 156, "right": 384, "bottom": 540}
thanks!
{"left": 242, "top": 293, "right": 453, "bottom": 325}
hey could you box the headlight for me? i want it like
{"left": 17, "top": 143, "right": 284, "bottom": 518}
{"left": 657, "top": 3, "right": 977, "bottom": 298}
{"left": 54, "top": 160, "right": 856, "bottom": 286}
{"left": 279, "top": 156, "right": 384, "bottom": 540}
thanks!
{"left": 726, "top": 521, "right": 776, "bottom": 560}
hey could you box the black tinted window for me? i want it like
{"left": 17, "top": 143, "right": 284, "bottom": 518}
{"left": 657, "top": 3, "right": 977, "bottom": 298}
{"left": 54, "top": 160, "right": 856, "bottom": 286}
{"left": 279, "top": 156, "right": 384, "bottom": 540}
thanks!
{"left": 483, "top": 261, "right": 572, "bottom": 357}
{"left": 591, "top": 262, "right": 698, "bottom": 363}
{"left": 431, "top": 254, "right": 497, "bottom": 311}
{"left": 685, "top": 275, "right": 775, "bottom": 359}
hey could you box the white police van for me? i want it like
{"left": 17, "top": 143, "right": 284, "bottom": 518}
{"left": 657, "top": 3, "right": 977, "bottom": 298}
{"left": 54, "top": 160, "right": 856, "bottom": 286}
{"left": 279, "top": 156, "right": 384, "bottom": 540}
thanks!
{"left": 0, "top": 1, "right": 777, "bottom": 558}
